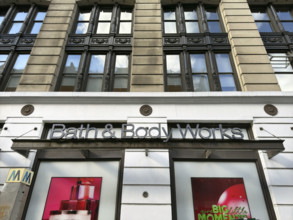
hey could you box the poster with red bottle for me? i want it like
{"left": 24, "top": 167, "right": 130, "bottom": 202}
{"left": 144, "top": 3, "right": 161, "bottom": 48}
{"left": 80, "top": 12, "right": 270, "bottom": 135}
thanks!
{"left": 191, "top": 178, "right": 251, "bottom": 220}
{"left": 42, "top": 177, "right": 102, "bottom": 220}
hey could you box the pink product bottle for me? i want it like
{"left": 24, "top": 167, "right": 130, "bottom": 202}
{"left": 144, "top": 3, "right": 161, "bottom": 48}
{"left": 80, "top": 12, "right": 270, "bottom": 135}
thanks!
{"left": 49, "top": 180, "right": 99, "bottom": 220}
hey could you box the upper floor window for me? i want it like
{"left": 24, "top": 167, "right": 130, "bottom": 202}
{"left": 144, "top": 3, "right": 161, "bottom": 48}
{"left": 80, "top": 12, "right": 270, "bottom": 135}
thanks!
{"left": 0, "top": 5, "right": 47, "bottom": 34}
{"left": 165, "top": 52, "right": 237, "bottom": 92}
{"left": 269, "top": 53, "right": 293, "bottom": 91}
{"left": 73, "top": 6, "right": 132, "bottom": 35}
{"left": 163, "top": 5, "right": 223, "bottom": 34}
{"left": 251, "top": 6, "right": 293, "bottom": 33}
{"left": 58, "top": 53, "right": 130, "bottom": 92}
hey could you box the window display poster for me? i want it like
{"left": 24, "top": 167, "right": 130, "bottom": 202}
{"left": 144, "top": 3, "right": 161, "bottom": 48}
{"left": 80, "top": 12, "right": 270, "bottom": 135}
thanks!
{"left": 42, "top": 177, "right": 102, "bottom": 220}
{"left": 191, "top": 178, "right": 251, "bottom": 220}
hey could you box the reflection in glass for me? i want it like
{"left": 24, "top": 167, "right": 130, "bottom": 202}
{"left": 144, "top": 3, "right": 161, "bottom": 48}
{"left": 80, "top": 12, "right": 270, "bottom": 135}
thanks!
{"left": 205, "top": 10, "right": 218, "bottom": 19}
{"left": 99, "top": 11, "right": 112, "bottom": 20}
{"left": 252, "top": 12, "right": 270, "bottom": 20}
{"left": 97, "top": 22, "right": 111, "bottom": 34}
{"left": 78, "top": 12, "right": 91, "bottom": 21}
{"left": 114, "top": 76, "right": 128, "bottom": 91}
{"left": 219, "top": 74, "right": 236, "bottom": 91}
{"left": 0, "top": 16, "right": 5, "bottom": 24}
{"left": 164, "top": 22, "right": 177, "bottom": 33}
{"left": 269, "top": 53, "right": 293, "bottom": 72}
{"left": 208, "top": 21, "right": 221, "bottom": 33}
{"left": 115, "top": 55, "right": 129, "bottom": 74}
{"left": 76, "top": 22, "right": 89, "bottom": 34}
{"left": 215, "top": 54, "right": 232, "bottom": 73}
{"left": 282, "top": 22, "right": 293, "bottom": 32}
{"left": 36, "top": 12, "right": 46, "bottom": 20}
{"left": 9, "top": 23, "right": 22, "bottom": 34}
{"left": 0, "top": 54, "right": 8, "bottom": 73}
{"left": 276, "top": 10, "right": 293, "bottom": 20}
{"left": 5, "top": 75, "right": 21, "bottom": 91}
{"left": 166, "top": 55, "right": 181, "bottom": 73}
{"left": 119, "top": 22, "right": 131, "bottom": 34}
{"left": 89, "top": 55, "right": 106, "bottom": 73}
{"left": 59, "top": 76, "right": 76, "bottom": 91}
{"left": 12, "top": 54, "right": 30, "bottom": 73}
{"left": 192, "top": 75, "right": 210, "bottom": 91}
{"left": 64, "top": 55, "right": 81, "bottom": 73}
{"left": 190, "top": 54, "right": 207, "bottom": 73}
{"left": 30, "top": 22, "right": 42, "bottom": 34}
{"left": 120, "top": 11, "right": 132, "bottom": 20}
{"left": 186, "top": 22, "right": 199, "bottom": 33}
{"left": 86, "top": 75, "right": 103, "bottom": 91}
{"left": 14, "top": 12, "right": 28, "bottom": 21}
{"left": 276, "top": 74, "right": 293, "bottom": 91}
{"left": 184, "top": 10, "right": 197, "bottom": 20}
{"left": 255, "top": 22, "right": 273, "bottom": 32}
{"left": 164, "top": 11, "right": 176, "bottom": 20}
{"left": 167, "top": 75, "right": 182, "bottom": 91}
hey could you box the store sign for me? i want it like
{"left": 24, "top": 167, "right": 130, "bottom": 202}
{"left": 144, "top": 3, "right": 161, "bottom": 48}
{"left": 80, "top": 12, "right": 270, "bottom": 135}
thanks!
{"left": 6, "top": 168, "right": 34, "bottom": 185}
{"left": 49, "top": 123, "right": 244, "bottom": 142}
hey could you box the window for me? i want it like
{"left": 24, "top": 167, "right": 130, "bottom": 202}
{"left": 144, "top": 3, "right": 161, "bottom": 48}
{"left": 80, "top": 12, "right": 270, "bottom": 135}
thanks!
{"left": 163, "top": 4, "right": 223, "bottom": 34}
{"left": 269, "top": 53, "right": 293, "bottom": 91}
{"left": 251, "top": 9, "right": 273, "bottom": 32}
{"left": 276, "top": 8, "right": 293, "bottom": 32}
{"left": 2, "top": 54, "right": 29, "bottom": 91}
{"left": 163, "top": 4, "right": 236, "bottom": 92}
{"left": 58, "top": 53, "right": 130, "bottom": 92}
{"left": 165, "top": 52, "right": 236, "bottom": 92}
{"left": 60, "top": 5, "right": 132, "bottom": 92}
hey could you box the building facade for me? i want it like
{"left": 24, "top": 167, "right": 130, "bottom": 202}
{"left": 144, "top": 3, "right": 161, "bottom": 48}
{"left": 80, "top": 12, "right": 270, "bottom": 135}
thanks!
{"left": 0, "top": 0, "right": 292, "bottom": 220}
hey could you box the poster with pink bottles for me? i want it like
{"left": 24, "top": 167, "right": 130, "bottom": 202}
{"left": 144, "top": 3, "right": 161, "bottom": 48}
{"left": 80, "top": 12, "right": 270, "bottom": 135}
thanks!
{"left": 191, "top": 178, "right": 251, "bottom": 220}
{"left": 42, "top": 177, "right": 102, "bottom": 220}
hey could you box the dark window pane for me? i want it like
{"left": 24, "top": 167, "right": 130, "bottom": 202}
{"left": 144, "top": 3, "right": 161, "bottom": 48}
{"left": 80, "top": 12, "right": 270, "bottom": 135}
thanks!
{"left": 190, "top": 54, "right": 207, "bottom": 73}
{"left": 277, "top": 10, "right": 293, "bottom": 20}
{"left": 166, "top": 55, "right": 181, "bottom": 74}
{"left": 186, "top": 22, "right": 199, "bottom": 33}
{"left": 30, "top": 22, "right": 42, "bottom": 34}
{"left": 252, "top": 12, "right": 270, "bottom": 20}
{"left": 97, "top": 22, "right": 110, "bottom": 34}
{"left": 184, "top": 10, "right": 197, "bottom": 20}
{"left": 99, "top": 11, "right": 112, "bottom": 21}
{"left": 282, "top": 22, "right": 293, "bottom": 32}
{"left": 9, "top": 23, "right": 22, "bottom": 34}
{"left": 192, "top": 75, "right": 210, "bottom": 91}
{"left": 167, "top": 75, "right": 182, "bottom": 91}
{"left": 219, "top": 74, "right": 236, "bottom": 91}
{"left": 215, "top": 54, "right": 233, "bottom": 73}
{"left": 86, "top": 75, "right": 103, "bottom": 91}
{"left": 164, "top": 22, "right": 177, "bottom": 33}
{"left": 14, "top": 12, "right": 27, "bottom": 21}
{"left": 78, "top": 12, "right": 91, "bottom": 21}
{"left": 89, "top": 55, "right": 106, "bottom": 73}
{"left": 76, "top": 22, "right": 89, "bottom": 34}
{"left": 0, "top": 16, "right": 4, "bottom": 24}
{"left": 64, "top": 55, "right": 81, "bottom": 73}
{"left": 35, "top": 12, "right": 46, "bottom": 20}
{"left": 5, "top": 75, "right": 21, "bottom": 91}
{"left": 164, "top": 11, "right": 176, "bottom": 20}
{"left": 12, "top": 54, "right": 29, "bottom": 73}
{"left": 115, "top": 55, "right": 129, "bottom": 74}
{"left": 255, "top": 22, "right": 273, "bottom": 32}
{"left": 208, "top": 21, "right": 221, "bottom": 32}
{"left": 205, "top": 10, "right": 218, "bottom": 19}
{"left": 120, "top": 11, "right": 132, "bottom": 20}
{"left": 276, "top": 74, "right": 293, "bottom": 91}
{"left": 119, "top": 22, "right": 131, "bottom": 34}
{"left": 113, "top": 75, "right": 128, "bottom": 91}
{"left": 59, "top": 76, "right": 76, "bottom": 91}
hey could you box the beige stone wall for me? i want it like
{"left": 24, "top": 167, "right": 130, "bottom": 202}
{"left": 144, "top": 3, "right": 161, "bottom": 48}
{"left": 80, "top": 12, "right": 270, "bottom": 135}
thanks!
{"left": 220, "top": 0, "right": 281, "bottom": 91}
{"left": 130, "top": 0, "right": 164, "bottom": 92}
{"left": 17, "top": 0, "right": 76, "bottom": 92}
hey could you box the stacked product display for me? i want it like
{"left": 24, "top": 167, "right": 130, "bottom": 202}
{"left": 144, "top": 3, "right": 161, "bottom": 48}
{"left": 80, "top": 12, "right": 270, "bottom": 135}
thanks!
{"left": 48, "top": 179, "right": 99, "bottom": 220}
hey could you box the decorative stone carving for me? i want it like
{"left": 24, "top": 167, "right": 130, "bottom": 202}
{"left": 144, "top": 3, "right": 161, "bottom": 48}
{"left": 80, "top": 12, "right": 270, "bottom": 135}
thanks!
{"left": 140, "top": 105, "right": 152, "bottom": 116}
{"left": 69, "top": 38, "right": 85, "bottom": 44}
{"left": 20, "top": 38, "right": 34, "bottom": 44}
{"left": 264, "top": 104, "right": 278, "bottom": 116}
{"left": 187, "top": 37, "right": 203, "bottom": 43}
{"left": 0, "top": 38, "right": 13, "bottom": 44}
{"left": 21, "top": 104, "right": 34, "bottom": 116}
{"left": 91, "top": 38, "right": 108, "bottom": 44}
{"left": 262, "top": 36, "right": 283, "bottom": 43}
{"left": 115, "top": 38, "right": 131, "bottom": 44}
{"left": 212, "top": 37, "right": 227, "bottom": 43}
{"left": 164, "top": 38, "right": 179, "bottom": 44}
